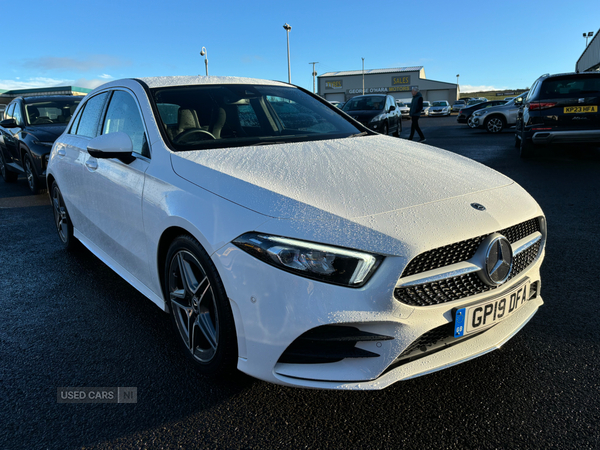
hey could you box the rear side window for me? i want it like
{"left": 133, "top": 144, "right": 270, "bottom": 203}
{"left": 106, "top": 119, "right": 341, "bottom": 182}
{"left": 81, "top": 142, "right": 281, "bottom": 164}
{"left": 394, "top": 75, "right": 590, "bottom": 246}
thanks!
{"left": 539, "top": 76, "right": 600, "bottom": 99}
{"left": 73, "top": 92, "right": 109, "bottom": 138}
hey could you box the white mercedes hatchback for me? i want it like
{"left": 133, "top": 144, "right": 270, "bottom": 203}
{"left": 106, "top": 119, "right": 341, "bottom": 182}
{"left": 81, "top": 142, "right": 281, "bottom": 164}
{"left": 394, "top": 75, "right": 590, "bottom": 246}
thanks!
{"left": 47, "top": 76, "right": 546, "bottom": 390}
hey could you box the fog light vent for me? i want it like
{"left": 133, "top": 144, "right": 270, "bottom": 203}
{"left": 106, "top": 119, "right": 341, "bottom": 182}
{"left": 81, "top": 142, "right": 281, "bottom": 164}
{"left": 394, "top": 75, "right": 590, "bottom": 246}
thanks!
{"left": 278, "top": 325, "right": 393, "bottom": 364}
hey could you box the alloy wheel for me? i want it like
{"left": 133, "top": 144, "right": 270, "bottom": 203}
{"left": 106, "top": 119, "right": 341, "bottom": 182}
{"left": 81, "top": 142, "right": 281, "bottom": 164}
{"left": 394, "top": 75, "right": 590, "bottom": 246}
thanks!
{"left": 169, "top": 250, "right": 219, "bottom": 363}
{"left": 486, "top": 117, "right": 504, "bottom": 133}
{"left": 52, "top": 184, "right": 69, "bottom": 244}
{"left": 25, "top": 158, "right": 35, "bottom": 191}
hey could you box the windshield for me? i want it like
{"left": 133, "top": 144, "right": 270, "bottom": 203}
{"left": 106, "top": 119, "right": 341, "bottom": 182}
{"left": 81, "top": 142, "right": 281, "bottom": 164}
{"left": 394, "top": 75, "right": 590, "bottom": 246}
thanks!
{"left": 423, "top": 102, "right": 431, "bottom": 107}
{"left": 432, "top": 102, "right": 446, "bottom": 106}
{"left": 151, "top": 84, "right": 362, "bottom": 151}
{"left": 24, "top": 99, "right": 81, "bottom": 125}
{"left": 342, "top": 96, "right": 386, "bottom": 112}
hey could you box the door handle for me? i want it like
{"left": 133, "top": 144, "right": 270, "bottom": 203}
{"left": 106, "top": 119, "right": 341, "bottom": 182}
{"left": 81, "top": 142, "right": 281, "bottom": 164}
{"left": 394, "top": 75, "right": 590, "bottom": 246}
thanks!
{"left": 85, "top": 159, "right": 98, "bottom": 171}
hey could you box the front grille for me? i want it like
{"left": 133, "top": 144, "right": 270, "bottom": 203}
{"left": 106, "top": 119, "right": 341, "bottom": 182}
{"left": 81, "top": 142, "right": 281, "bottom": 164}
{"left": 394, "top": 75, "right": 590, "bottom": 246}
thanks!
{"left": 395, "top": 218, "right": 543, "bottom": 306}
{"left": 402, "top": 218, "right": 540, "bottom": 278}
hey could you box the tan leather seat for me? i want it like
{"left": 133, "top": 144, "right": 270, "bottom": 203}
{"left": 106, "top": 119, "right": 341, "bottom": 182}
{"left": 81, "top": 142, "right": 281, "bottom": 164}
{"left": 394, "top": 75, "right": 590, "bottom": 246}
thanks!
{"left": 174, "top": 108, "right": 201, "bottom": 137}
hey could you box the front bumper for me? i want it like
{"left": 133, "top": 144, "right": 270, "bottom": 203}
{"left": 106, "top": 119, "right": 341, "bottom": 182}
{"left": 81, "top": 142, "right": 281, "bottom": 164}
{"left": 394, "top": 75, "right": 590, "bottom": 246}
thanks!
{"left": 213, "top": 185, "right": 546, "bottom": 390}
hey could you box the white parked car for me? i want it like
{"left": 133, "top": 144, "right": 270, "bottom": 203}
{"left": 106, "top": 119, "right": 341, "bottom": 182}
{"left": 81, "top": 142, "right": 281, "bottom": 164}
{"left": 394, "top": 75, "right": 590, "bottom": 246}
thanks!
{"left": 47, "top": 76, "right": 546, "bottom": 390}
{"left": 421, "top": 101, "right": 431, "bottom": 116}
{"left": 428, "top": 101, "right": 451, "bottom": 116}
{"left": 395, "top": 100, "right": 410, "bottom": 119}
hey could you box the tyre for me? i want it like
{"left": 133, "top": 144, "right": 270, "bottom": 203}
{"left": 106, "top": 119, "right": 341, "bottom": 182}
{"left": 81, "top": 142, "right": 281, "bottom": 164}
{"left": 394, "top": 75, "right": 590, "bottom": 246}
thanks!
{"left": 393, "top": 120, "right": 400, "bottom": 137}
{"left": 164, "top": 235, "right": 237, "bottom": 376}
{"left": 467, "top": 115, "right": 478, "bottom": 129}
{"left": 485, "top": 116, "right": 505, "bottom": 133}
{"left": 381, "top": 123, "right": 388, "bottom": 136}
{"left": 51, "top": 181, "right": 77, "bottom": 250}
{"left": 24, "top": 154, "right": 47, "bottom": 194}
{"left": 519, "top": 134, "right": 536, "bottom": 158}
{"left": 0, "top": 150, "right": 18, "bottom": 183}
{"left": 514, "top": 133, "right": 520, "bottom": 149}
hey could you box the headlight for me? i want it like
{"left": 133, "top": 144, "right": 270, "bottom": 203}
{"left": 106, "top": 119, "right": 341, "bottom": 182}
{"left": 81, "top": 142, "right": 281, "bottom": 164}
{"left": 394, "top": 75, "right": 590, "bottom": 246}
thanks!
{"left": 232, "top": 233, "right": 383, "bottom": 287}
{"left": 370, "top": 114, "right": 385, "bottom": 123}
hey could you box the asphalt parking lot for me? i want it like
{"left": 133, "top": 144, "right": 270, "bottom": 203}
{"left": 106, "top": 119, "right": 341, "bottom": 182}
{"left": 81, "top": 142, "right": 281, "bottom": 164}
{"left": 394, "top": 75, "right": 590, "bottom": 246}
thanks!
{"left": 1, "top": 116, "right": 599, "bottom": 450}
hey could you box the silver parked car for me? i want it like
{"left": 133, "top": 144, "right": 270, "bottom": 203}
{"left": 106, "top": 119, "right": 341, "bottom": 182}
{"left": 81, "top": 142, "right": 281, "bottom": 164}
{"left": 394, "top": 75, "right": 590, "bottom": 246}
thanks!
{"left": 452, "top": 100, "right": 466, "bottom": 112}
{"left": 428, "top": 101, "right": 451, "bottom": 116}
{"left": 471, "top": 92, "right": 529, "bottom": 133}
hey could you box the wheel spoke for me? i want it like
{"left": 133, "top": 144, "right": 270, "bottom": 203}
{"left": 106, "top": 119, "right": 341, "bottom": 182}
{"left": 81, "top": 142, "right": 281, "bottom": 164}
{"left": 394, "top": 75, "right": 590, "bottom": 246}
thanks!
{"left": 177, "top": 253, "right": 198, "bottom": 295}
{"left": 192, "top": 310, "right": 218, "bottom": 360}
{"left": 170, "top": 294, "right": 195, "bottom": 350}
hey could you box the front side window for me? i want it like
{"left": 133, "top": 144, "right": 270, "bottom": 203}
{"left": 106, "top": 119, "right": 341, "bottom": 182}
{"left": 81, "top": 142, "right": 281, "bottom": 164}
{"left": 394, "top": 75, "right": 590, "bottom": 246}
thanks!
{"left": 152, "top": 84, "right": 361, "bottom": 151}
{"left": 74, "top": 92, "right": 109, "bottom": 138}
{"left": 12, "top": 102, "right": 23, "bottom": 125}
{"left": 103, "top": 90, "right": 149, "bottom": 157}
{"left": 4, "top": 103, "right": 15, "bottom": 121}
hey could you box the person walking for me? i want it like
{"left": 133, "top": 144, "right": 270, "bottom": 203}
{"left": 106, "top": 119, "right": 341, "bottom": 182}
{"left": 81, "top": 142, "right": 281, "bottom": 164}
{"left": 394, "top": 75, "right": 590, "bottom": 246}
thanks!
{"left": 408, "top": 87, "right": 426, "bottom": 143}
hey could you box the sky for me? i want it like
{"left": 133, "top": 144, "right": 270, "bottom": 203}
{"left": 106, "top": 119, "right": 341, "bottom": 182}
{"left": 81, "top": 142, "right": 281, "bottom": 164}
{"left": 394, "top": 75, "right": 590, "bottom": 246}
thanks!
{"left": 1, "top": 0, "right": 598, "bottom": 94}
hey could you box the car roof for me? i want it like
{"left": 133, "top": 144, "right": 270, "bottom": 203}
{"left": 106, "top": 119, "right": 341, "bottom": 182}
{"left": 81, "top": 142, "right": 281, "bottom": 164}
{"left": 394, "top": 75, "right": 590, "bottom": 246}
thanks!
{"left": 544, "top": 71, "right": 600, "bottom": 79}
{"left": 136, "top": 75, "right": 289, "bottom": 89}
{"left": 21, "top": 95, "right": 84, "bottom": 103}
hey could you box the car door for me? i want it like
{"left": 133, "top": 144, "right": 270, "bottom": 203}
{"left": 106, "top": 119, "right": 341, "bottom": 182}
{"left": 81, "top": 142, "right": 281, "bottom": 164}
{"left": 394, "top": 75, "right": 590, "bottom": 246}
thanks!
{"left": 54, "top": 91, "right": 111, "bottom": 234}
{"left": 4, "top": 102, "right": 23, "bottom": 165}
{"left": 79, "top": 89, "right": 151, "bottom": 284}
{"left": 387, "top": 96, "right": 398, "bottom": 132}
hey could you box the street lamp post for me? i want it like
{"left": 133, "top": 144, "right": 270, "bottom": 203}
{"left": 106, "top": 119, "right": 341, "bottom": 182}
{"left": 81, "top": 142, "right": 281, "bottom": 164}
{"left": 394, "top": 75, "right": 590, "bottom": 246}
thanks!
{"left": 309, "top": 62, "right": 318, "bottom": 94}
{"left": 200, "top": 47, "right": 208, "bottom": 76}
{"left": 584, "top": 31, "right": 594, "bottom": 47}
{"left": 456, "top": 74, "right": 460, "bottom": 100}
{"left": 283, "top": 23, "right": 292, "bottom": 83}
{"left": 362, "top": 58, "right": 365, "bottom": 95}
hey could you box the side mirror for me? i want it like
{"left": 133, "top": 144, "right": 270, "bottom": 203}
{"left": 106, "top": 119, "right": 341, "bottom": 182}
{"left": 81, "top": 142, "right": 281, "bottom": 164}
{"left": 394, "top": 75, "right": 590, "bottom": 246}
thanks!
{"left": 514, "top": 98, "right": 523, "bottom": 106}
{"left": 389, "top": 105, "right": 396, "bottom": 112}
{"left": 87, "top": 132, "right": 135, "bottom": 164}
{"left": 0, "top": 118, "right": 18, "bottom": 128}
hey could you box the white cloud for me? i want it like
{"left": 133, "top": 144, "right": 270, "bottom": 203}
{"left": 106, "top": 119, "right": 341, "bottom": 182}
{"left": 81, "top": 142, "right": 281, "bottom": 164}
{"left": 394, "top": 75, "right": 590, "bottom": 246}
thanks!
{"left": 99, "top": 74, "right": 113, "bottom": 79}
{"left": 22, "top": 55, "right": 130, "bottom": 72}
{"left": 0, "top": 77, "right": 71, "bottom": 90}
{"left": 461, "top": 84, "right": 509, "bottom": 93}
{"left": 0, "top": 77, "right": 108, "bottom": 91}
{"left": 71, "top": 78, "right": 110, "bottom": 89}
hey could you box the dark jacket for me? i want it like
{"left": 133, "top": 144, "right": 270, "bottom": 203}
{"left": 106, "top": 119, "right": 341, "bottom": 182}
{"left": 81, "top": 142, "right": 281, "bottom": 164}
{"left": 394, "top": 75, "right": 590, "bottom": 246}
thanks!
{"left": 409, "top": 92, "right": 423, "bottom": 116}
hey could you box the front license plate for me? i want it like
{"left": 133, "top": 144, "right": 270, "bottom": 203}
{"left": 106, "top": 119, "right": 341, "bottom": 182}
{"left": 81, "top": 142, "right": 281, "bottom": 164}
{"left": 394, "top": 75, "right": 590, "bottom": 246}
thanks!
{"left": 454, "top": 281, "right": 531, "bottom": 338}
{"left": 564, "top": 105, "right": 597, "bottom": 113}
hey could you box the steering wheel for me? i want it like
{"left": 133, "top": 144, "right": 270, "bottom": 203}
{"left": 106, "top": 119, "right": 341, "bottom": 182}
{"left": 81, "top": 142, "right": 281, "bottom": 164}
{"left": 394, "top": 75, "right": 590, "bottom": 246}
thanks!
{"left": 173, "top": 128, "right": 215, "bottom": 144}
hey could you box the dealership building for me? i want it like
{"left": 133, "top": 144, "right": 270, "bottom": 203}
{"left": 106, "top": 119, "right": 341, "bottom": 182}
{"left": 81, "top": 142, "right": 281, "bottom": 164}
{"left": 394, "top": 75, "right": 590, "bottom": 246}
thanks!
{"left": 317, "top": 66, "right": 458, "bottom": 104}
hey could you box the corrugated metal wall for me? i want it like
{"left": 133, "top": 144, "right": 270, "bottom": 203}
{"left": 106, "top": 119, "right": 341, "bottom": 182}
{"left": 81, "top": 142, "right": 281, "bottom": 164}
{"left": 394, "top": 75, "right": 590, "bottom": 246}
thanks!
{"left": 576, "top": 30, "right": 600, "bottom": 72}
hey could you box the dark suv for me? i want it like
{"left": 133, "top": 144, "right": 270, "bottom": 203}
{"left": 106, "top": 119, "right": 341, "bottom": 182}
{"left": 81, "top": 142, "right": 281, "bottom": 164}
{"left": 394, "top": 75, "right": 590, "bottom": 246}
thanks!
{"left": 342, "top": 94, "right": 401, "bottom": 136}
{"left": 515, "top": 72, "right": 600, "bottom": 157}
{"left": 0, "top": 95, "right": 82, "bottom": 193}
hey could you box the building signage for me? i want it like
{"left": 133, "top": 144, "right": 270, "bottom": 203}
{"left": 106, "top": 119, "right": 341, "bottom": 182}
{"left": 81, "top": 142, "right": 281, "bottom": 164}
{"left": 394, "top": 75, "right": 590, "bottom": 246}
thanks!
{"left": 348, "top": 87, "right": 389, "bottom": 94}
{"left": 391, "top": 75, "right": 411, "bottom": 86}
{"left": 389, "top": 86, "right": 412, "bottom": 92}
{"left": 325, "top": 80, "right": 343, "bottom": 90}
